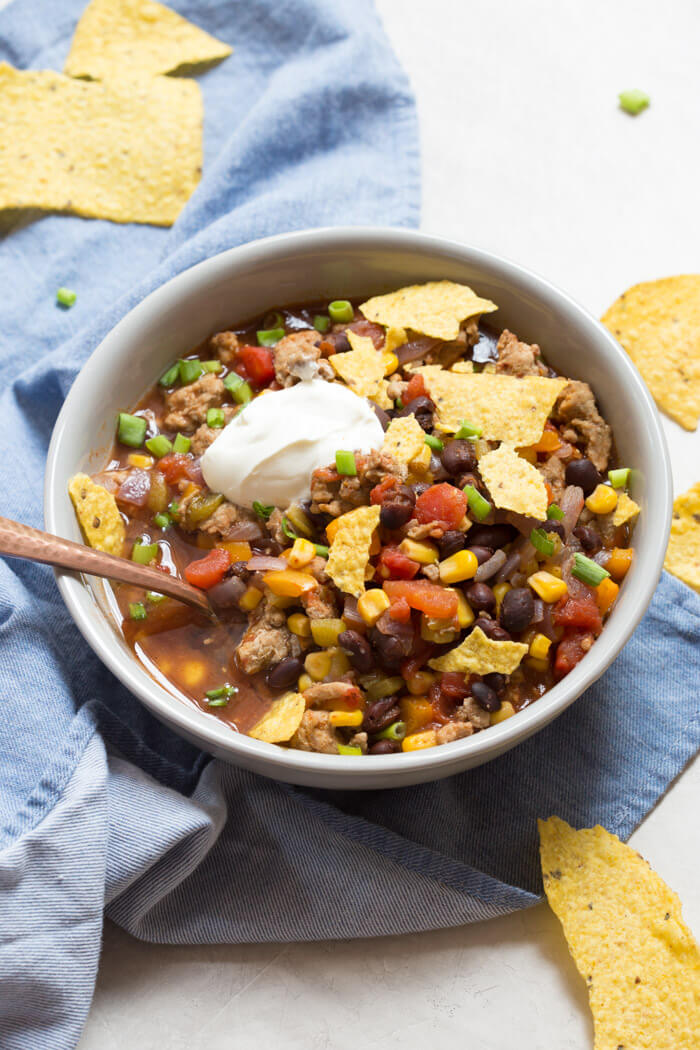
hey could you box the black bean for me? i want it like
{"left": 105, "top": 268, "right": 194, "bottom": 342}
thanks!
{"left": 468, "top": 524, "right": 517, "bottom": 549}
{"left": 573, "top": 525, "right": 601, "bottom": 552}
{"left": 332, "top": 331, "right": 351, "bottom": 353}
{"left": 430, "top": 453, "right": 450, "bottom": 481}
{"left": 500, "top": 587, "right": 535, "bottom": 634}
{"left": 541, "top": 519, "right": 566, "bottom": 540}
{"left": 399, "top": 395, "right": 434, "bottom": 431}
{"left": 471, "top": 680, "right": 501, "bottom": 712}
{"left": 379, "top": 485, "right": 416, "bottom": 530}
{"left": 464, "top": 582, "right": 496, "bottom": 614}
{"left": 483, "top": 672, "right": 507, "bottom": 696}
{"left": 467, "top": 545, "right": 494, "bottom": 565}
{"left": 565, "top": 458, "right": 602, "bottom": 496}
{"left": 373, "top": 404, "right": 391, "bottom": 431}
{"left": 438, "top": 530, "right": 466, "bottom": 559}
{"left": 369, "top": 739, "right": 400, "bottom": 755}
{"left": 440, "top": 439, "right": 477, "bottom": 477}
{"left": 362, "top": 696, "right": 400, "bottom": 734}
{"left": 266, "top": 656, "right": 304, "bottom": 691}
{"left": 474, "top": 617, "right": 512, "bottom": 641}
{"left": 338, "top": 630, "right": 375, "bottom": 673}
{"left": 369, "top": 629, "right": 411, "bottom": 671}
{"left": 208, "top": 575, "right": 247, "bottom": 609}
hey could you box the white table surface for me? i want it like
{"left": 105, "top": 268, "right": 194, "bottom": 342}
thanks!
{"left": 25, "top": 0, "right": 693, "bottom": 1045}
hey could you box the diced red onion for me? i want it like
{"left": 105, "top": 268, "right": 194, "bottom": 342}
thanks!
{"left": 395, "top": 337, "right": 441, "bottom": 365}
{"left": 560, "top": 485, "right": 584, "bottom": 539}
{"left": 208, "top": 576, "right": 247, "bottom": 608}
{"left": 531, "top": 598, "right": 545, "bottom": 624}
{"left": 117, "top": 469, "right": 151, "bottom": 507}
{"left": 494, "top": 550, "right": 521, "bottom": 583}
{"left": 224, "top": 520, "right": 265, "bottom": 541}
{"left": 343, "top": 596, "right": 366, "bottom": 633}
{"left": 246, "top": 555, "right": 288, "bottom": 572}
{"left": 475, "top": 548, "right": 507, "bottom": 582}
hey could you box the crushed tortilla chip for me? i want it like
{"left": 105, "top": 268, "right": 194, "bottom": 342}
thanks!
{"left": 69, "top": 473, "right": 125, "bottom": 556}
{"left": 329, "top": 331, "right": 391, "bottom": 409}
{"left": 664, "top": 482, "right": 700, "bottom": 592}
{"left": 613, "top": 491, "right": 641, "bottom": 527}
{"left": 249, "top": 692, "right": 306, "bottom": 744}
{"left": 382, "top": 413, "right": 426, "bottom": 468}
{"left": 384, "top": 325, "right": 407, "bottom": 354}
{"left": 360, "top": 281, "right": 497, "bottom": 341}
{"left": 0, "top": 64, "right": 201, "bottom": 226}
{"left": 65, "top": 0, "right": 232, "bottom": 81}
{"left": 451, "top": 360, "right": 475, "bottom": 374}
{"left": 326, "top": 505, "right": 381, "bottom": 598}
{"left": 428, "top": 625, "right": 527, "bottom": 674}
{"left": 601, "top": 276, "right": 700, "bottom": 431}
{"left": 539, "top": 816, "right": 700, "bottom": 1050}
{"left": 479, "top": 443, "right": 548, "bottom": 519}
{"left": 414, "top": 366, "right": 566, "bottom": 445}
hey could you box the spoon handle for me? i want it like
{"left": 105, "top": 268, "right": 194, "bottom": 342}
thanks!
{"left": 0, "top": 515, "right": 212, "bottom": 616}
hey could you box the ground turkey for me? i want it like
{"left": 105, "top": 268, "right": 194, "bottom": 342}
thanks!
{"left": 236, "top": 597, "right": 302, "bottom": 675}
{"left": 163, "top": 373, "right": 226, "bottom": 432}
{"left": 273, "top": 330, "right": 333, "bottom": 387}
{"left": 178, "top": 492, "right": 264, "bottom": 542}
{"left": 436, "top": 722, "right": 473, "bottom": 745}
{"left": 310, "top": 449, "right": 406, "bottom": 517}
{"left": 553, "top": 380, "right": 612, "bottom": 471}
{"left": 190, "top": 407, "right": 237, "bottom": 455}
{"left": 209, "top": 330, "right": 239, "bottom": 366}
{"left": 301, "top": 583, "right": 338, "bottom": 620}
{"left": 495, "top": 330, "right": 548, "bottom": 378}
{"left": 289, "top": 710, "right": 338, "bottom": 754}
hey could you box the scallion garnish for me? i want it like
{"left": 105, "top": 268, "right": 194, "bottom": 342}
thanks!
{"left": 253, "top": 501, "right": 274, "bottom": 520}
{"left": 172, "top": 433, "right": 191, "bottom": 454}
{"left": 153, "top": 512, "right": 171, "bottom": 530}
{"left": 131, "top": 540, "right": 158, "bottom": 565}
{"left": 571, "top": 552, "right": 610, "bottom": 587}
{"left": 464, "top": 484, "right": 491, "bottom": 522}
{"left": 395, "top": 397, "right": 403, "bottom": 410}
{"left": 455, "top": 419, "right": 483, "bottom": 440}
{"left": 313, "top": 314, "right": 330, "bottom": 333}
{"left": 530, "top": 527, "right": 555, "bottom": 557}
{"left": 314, "top": 543, "right": 329, "bottom": 558}
{"left": 281, "top": 517, "right": 298, "bottom": 540}
{"left": 145, "top": 434, "right": 173, "bottom": 458}
{"left": 56, "top": 287, "right": 77, "bottom": 308}
{"left": 205, "top": 684, "right": 237, "bottom": 706}
{"left": 146, "top": 591, "right": 166, "bottom": 604}
{"left": 158, "top": 363, "right": 180, "bottom": 387}
{"left": 224, "top": 371, "right": 252, "bottom": 404}
{"left": 202, "top": 360, "right": 223, "bottom": 373}
{"left": 335, "top": 450, "right": 357, "bottom": 476}
{"left": 547, "top": 503, "right": 565, "bottom": 521}
{"left": 375, "top": 720, "right": 406, "bottom": 742}
{"left": 117, "top": 412, "right": 147, "bottom": 448}
{"left": 328, "top": 300, "right": 354, "bottom": 323}
{"left": 129, "top": 602, "right": 147, "bottom": 621}
{"left": 424, "top": 434, "right": 444, "bottom": 452}
{"left": 257, "top": 327, "right": 285, "bottom": 347}
{"left": 337, "top": 743, "right": 363, "bottom": 756}
{"left": 619, "top": 88, "right": 650, "bottom": 115}
{"left": 206, "top": 407, "right": 225, "bottom": 428}
{"left": 167, "top": 499, "right": 180, "bottom": 519}
{"left": 608, "top": 467, "right": 630, "bottom": 489}
{"left": 178, "top": 358, "right": 204, "bottom": 385}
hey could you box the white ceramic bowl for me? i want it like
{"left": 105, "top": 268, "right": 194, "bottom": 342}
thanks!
{"left": 45, "top": 227, "right": 672, "bottom": 789}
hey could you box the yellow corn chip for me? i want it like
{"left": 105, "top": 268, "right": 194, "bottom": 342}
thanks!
{"left": 65, "top": 0, "right": 232, "bottom": 81}
{"left": 451, "top": 360, "right": 474, "bottom": 373}
{"left": 329, "top": 331, "right": 391, "bottom": 409}
{"left": 539, "top": 817, "right": 700, "bottom": 1050}
{"left": 69, "top": 473, "right": 125, "bottom": 556}
{"left": 360, "top": 281, "right": 497, "bottom": 341}
{"left": 326, "top": 505, "right": 381, "bottom": 598}
{"left": 384, "top": 326, "right": 407, "bottom": 353}
{"left": 414, "top": 366, "right": 566, "bottom": 445}
{"left": 479, "top": 443, "right": 548, "bottom": 519}
{"left": 664, "top": 482, "right": 700, "bottom": 592}
{"left": 0, "top": 64, "right": 201, "bottom": 226}
{"left": 612, "top": 490, "right": 640, "bottom": 527}
{"left": 428, "top": 625, "right": 527, "bottom": 674}
{"left": 602, "top": 276, "right": 700, "bottom": 431}
{"left": 382, "top": 413, "right": 426, "bottom": 467}
{"left": 249, "top": 692, "right": 306, "bottom": 744}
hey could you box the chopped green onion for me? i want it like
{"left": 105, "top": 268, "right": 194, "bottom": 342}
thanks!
{"left": 335, "top": 450, "right": 357, "bottom": 476}
{"left": 256, "top": 327, "right": 285, "bottom": 347}
{"left": 158, "top": 363, "right": 180, "bottom": 387}
{"left": 455, "top": 419, "right": 483, "bottom": 440}
{"left": 328, "top": 300, "right": 354, "bottom": 324}
{"left": 172, "top": 433, "right": 191, "bottom": 454}
{"left": 464, "top": 484, "right": 491, "bottom": 522}
{"left": 263, "top": 310, "right": 284, "bottom": 329}
{"left": 253, "top": 501, "right": 274, "bottom": 520}
{"left": 178, "top": 359, "right": 204, "bottom": 385}
{"left": 131, "top": 540, "right": 158, "bottom": 565}
{"left": 223, "top": 371, "right": 252, "bottom": 404}
{"left": 56, "top": 287, "right": 77, "bottom": 308}
{"left": 205, "top": 684, "right": 237, "bottom": 705}
{"left": 619, "top": 88, "right": 650, "bottom": 115}
{"left": 314, "top": 543, "right": 329, "bottom": 558}
{"left": 375, "top": 720, "right": 406, "bottom": 742}
{"left": 424, "top": 434, "right": 444, "bottom": 452}
{"left": 337, "top": 744, "right": 363, "bottom": 756}
{"left": 530, "top": 527, "right": 555, "bottom": 557}
{"left": 547, "top": 503, "right": 565, "bottom": 521}
{"left": 146, "top": 591, "right": 166, "bottom": 604}
{"left": 571, "top": 552, "right": 610, "bottom": 587}
{"left": 117, "top": 412, "right": 147, "bottom": 448}
{"left": 167, "top": 499, "right": 180, "bottom": 519}
{"left": 128, "top": 602, "right": 147, "bottom": 621}
{"left": 313, "top": 314, "right": 330, "bottom": 333}
{"left": 395, "top": 397, "right": 403, "bottom": 410}
{"left": 153, "top": 512, "right": 171, "bottom": 530}
{"left": 145, "top": 434, "right": 173, "bottom": 458}
{"left": 608, "top": 467, "right": 630, "bottom": 489}
{"left": 202, "top": 359, "right": 223, "bottom": 373}
{"left": 206, "top": 407, "right": 225, "bottom": 428}
{"left": 281, "top": 517, "right": 297, "bottom": 540}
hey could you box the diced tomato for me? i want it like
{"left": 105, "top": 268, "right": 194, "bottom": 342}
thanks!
{"left": 414, "top": 483, "right": 467, "bottom": 529}
{"left": 238, "top": 345, "right": 275, "bottom": 386}
{"left": 400, "top": 640, "right": 437, "bottom": 681}
{"left": 378, "top": 547, "right": 420, "bottom": 580}
{"left": 429, "top": 671, "right": 470, "bottom": 721}
{"left": 384, "top": 579, "right": 458, "bottom": 619}
{"left": 388, "top": 596, "right": 412, "bottom": 623}
{"left": 554, "top": 592, "right": 602, "bottom": 635}
{"left": 554, "top": 628, "right": 594, "bottom": 679}
{"left": 404, "top": 373, "right": 426, "bottom": 402}
{"left": 184, "top": 547, "right": 231, "bottom": 589}
{"left": 158, "top": 453, "right": 204, "bottom": 486}
{"left": 370, "top": 476, "right": 402, "bottom": 505}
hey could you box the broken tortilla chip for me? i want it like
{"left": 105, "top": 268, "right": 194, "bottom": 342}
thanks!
{"left": 451, "top": 360, "right": 475, "bottom": 374}
{"left": 360, "top": 281, "right": 497, "bottom": 341}
{"left": 382, "top": 413, "right": 427, "bottom": 468}
{"left": 0, "top": 64, "right": 201, "bottom": 226}
{"left": 69, "top": 473, "right": 125, "bottom": 556}
{"left": 65, "top": 0, "right": 232, "bottom": 81}
{"left": 384, "top": 325, "right": 407, "bottom": 354}
{"left": 539, "top": 816, "right": 700, "bottom": 1050}
{"left": 612, "top": 490, "right": 641, "bottom": 527}
{"left": 249, "top": 692, "right": 306, "bottom": 744}
{"left": 429, "top": 625, "right": 527, "bottom": 674}
{"left": 601, "top": 275, "right": 700, "bottom": 431}
{"left": 479, "top": 443, "right": 548, "bottom": 519}
{"left": 326, "top": 505, "right": 381, "bottom": 598}
{"left": 329, "top": 331, "right": 391, "bottom": 409}
{"left": 664, "top": 482, "right": 700, "bottom": 592}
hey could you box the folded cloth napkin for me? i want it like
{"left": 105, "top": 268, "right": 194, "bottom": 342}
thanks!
{"left": 1, "top": 2, "right": 699, "bottom": 1049}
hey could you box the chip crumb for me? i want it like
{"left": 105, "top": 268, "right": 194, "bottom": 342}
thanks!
{"left": 68, "top": 473, "right": 125, "bottom": 555}
{"left": 249, "top": 692, "right": 306, "bottom": 743}
{"left": 612, "top": 491, "right": 641, "bottom": 527}
{"left": 384, "top": 325, "right": 408, "bottom": 353}
{"left": 329, "top": 331, "right": 391, "bottom": 409}
{"left": 382, "top": 413, "right": 427, "bottom": 468}
{"left": 428, "top": 625, "right": 527, "bottom": 674}
{"left": 326, "top": 505, "right": 381, "bottom": 598}
{"left": 360, "top": 281, "right": 497, "bottom": 341}
{"left": 479, "top": 443, "right": 548, "bottom": 519}
{"left": 664, "top": 482, "right": 700, "bottom": 592}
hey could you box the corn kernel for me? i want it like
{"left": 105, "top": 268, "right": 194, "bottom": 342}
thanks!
{"left": 284, "top": 503, "right": 313, "bottom": 537}
{"left": 606, "top": 547, "right": 633, "bottom": 581}
{"left": 399, "top": 538, "right": 439, "bottom": 564}
{"left": 529, "top": 633, "right": 552, "bottom": 661}
{"left": 298, "top": 673, "right": 313, "bottom": 692}
{"left": 406, "top": 670, "right": 436, "bottom": 696}
{"left": 238, "top": 585, "right": 263, "bottom": 612}
{"left": 219, "top": 541, "right": 252, "bottom": 562}
{"left": 525, "top": 657, "right": 550, "bottom": 674}
{"left": 263, "top": 569, "right": 317, "bottom": 598}
{"left": 304, "top": 650, "right": 333, "bottom": 681}
{"left": 420, "top": 614, "right": 458, "bottom": 644}
{"left": 439, "top": 549, "right": 478, "bottom": 584}
{"left": 266, "top": 592, "right": 296, "bottom": 610}
{"left": 310, "top": 618, "right": 346, "bottom": 647}
{"left": 127, "top": 453, "right": 154, "bottom": 469}
{"left": 382, "top": 351, "right": 399, "bottom": 376}
{"left": 585, "top": 483, "right": 618, "bottom": 516}
{"left": 527, "top": 571, "right": 568, "bottom": 603}
{"left": 182, "top": 660, "right": 206, "bottom": 688}
{"left": 451, "top": 589, "right": 475, "bottom": 628}
{"left": 402, "top": 729, "right": 438, "bottom": 752}
{"left": 357, "top": 588, "right": 390, "bottom": 626}
{"left": 287, "top": 612, "right": 312, "bottom": 637}
{"left": 490, "top": 701, "right": 515, "bottom": 724}
{"left": 493, "top": 581, "right": 511, "bottom": 613}
{"left": 329, "top": 709, "right": 364, "bottom": 727}
{"left": 287, "top": 537, "right": 316, "bottom": 569}
{"left": 365, "top": 675, "right": 404, "bottom": 701}
{"left": 328, "top": 647, "right": 351, "bottom": 678}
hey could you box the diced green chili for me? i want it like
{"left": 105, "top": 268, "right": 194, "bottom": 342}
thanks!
{"left": 167, "top": 499, "right": 180, "bottom": 519}
{"left": 206, "top": 407, "right": 225, "bottom": 428}
{"left": 619, "top": 88, "right": 650, "bottom": 115}
{"left": 224, "top": 371, "right": 252, "bottom": 404}
{"left": 464, "top": 484, "right": 491, "bottom": 522}
{"left": 153, "top": 512, "right": 171, "bottom": 530}
{"left": 256, "top": 327, "right": 285, "bottom": 347}
{"left": 253, "top": 501, "right": 274, "bottom": 520}
{"left": 335, "top": 450, "right": 357, "bottom": 476}
{"left": 131, "top": 541, "right": 158, "bottom": 565}
{"left": 530, "top": 527, "right": 555, "bottom": 557}
{"left": 117, "top": 412, "right": 147, "bottom": 448}
{"left": 183, "top": 492, "right": 224, "bottom": 528}
{"left": 172, "top": 433, "right": 191, "bottom": 454}
{"left": 375, "top": 720, "right": 406, "bottom": 742}
{"left": 146, "top": 591, "right": 167, "bottom": 604}
{"left": 314, "top": 543, "right": 329, "bottom": 558}
{"left": 145, "top": 434, "right": 173, "bottom": 458}
{"left": 178, "top": 358, "right": 204, "bottom": 385}
{"left": 128, "top": 602, "right": 147, "bottom": 621}
{"left": 202, "top": 359, "right": 223, "bottom": 373}
{"left": 455, "top": 419, "right": 483, "bottom": 440}
{"left": 424, "top": 434, "right": 444, "bottom": 452}
{"left": 547, "top": 503, "right": 565, "bottom": 520}
{"left": 313, "top": 314, "right": 330, "bottom": 333}
{"left": 158, "top": 363, "right": 180, "bottom": 387}
{"left": 608, "top": 467, "right": 630, "bottom": 489}
{"left": 364, "top": 676, "right": 404, "bottom": 701}
{"left": 56, "top": 287, "right": 77, "bottom": 308}
{"left": 337, "top": 744, "right": 363, "bottom": 756}
{"left": 328, "top": 300, "right": 354, "bottom": 323}
{"left": 571, "top": 552, "right": 610, "bottom": 587}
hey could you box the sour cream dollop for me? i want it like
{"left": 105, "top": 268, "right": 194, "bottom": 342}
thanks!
{"left": 200, "top": 379, "right": 384, "bottom": 509}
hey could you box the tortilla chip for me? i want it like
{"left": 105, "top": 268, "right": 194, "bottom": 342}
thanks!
{"left": 664, "top": 482, "right": 700, "bottom": 592}
{"left": 329, "top": 331, "right": 391, "bottom": 409}
{"left": 384, "top": 326, "right": 407, "bottom": 354}
{"left": 612, "top": 490, "right": 641, "bottom": 527}
{"left": 326, "top": 505, "right": 381, "bottom": 598}
{"left": 360, "top": 281, "right": 497, "bottom": 341}
{"left": 69, "top": 473, "right": 125, "bottom": 556}
{"left": 382, "top": 414, "right": 426, "bottom": 468}
{"left": 249, "top": 692, "right": 306, "bottom": 744}
{"left": 428, "top": 625, "right": 527, "bottom": 674}
{"left": 414, "top": 366, "right": 566, "bottom": 445}
{"left": 451, "top": 360, "right": 475, "bottom": 373}
{"left": 539, "top": 817, "right": 700, "bottom": 1050}
{"left": 0, "top": 64, "right": 201, "bottom": 226}
{"left": 65, "top": 0, "right": 232, "bottom": 81}
{"left": 479, "top": 443, "right": 548, "bottom": 519}
{"left": 601, "top": 276, "right": 700, "bottom": 431}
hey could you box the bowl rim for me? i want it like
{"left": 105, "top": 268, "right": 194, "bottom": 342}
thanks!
{"left": 44, "top": 225, "right": 672, "bottom": 781}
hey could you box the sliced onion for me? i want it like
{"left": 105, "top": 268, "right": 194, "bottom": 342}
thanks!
{"left": 224, "top": 519, "right": 265, "bottom": 541}
{"left": 117, "top": 469, "right": 151, "bottom": 507}
{"left": 246, "top": 555, "right": 288, "bottom": 572}
{"left": 395, "top": 337, "right": 441, "bottom": 365}
{"left": 531, "top": 598, "right": 545, "bottom": 624}
{"left": 494, "top": 550, "right": 520, "bottom": 583}
{"left": 475, "top": 548, "right": 507, "bottom": 582}
{"left": 208, "top": 576, "right": 246, "bottom": 608}
{"left": 560, "top": 484, "right": 584, "bottom": 539}
{"left": 343, "top": 596, "right": 366, "bottom": 633}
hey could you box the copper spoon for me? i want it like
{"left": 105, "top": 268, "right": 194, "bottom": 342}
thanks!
{"left": 0, "top": 515, "right": 214, "bottom": 617}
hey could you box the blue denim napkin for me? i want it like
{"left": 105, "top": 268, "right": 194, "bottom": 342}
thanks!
{"left": 1, "top": 2, "right": 699, "bottom": 1048}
